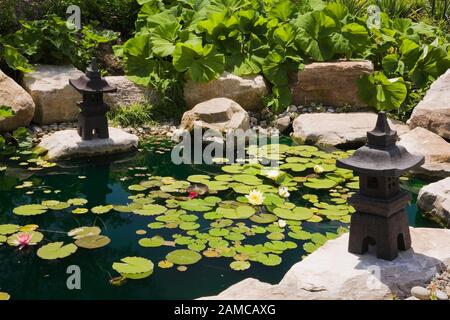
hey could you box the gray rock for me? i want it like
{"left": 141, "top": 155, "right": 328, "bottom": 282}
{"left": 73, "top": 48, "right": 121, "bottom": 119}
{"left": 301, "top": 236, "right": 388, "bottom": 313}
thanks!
{"left": 291, "top": 112, "right": 409, "bottom": 147}
{"left": 0, "top": 69, "right": 35, "bottom": 132}
{"left": 275, "top": 116, "right": 291, "bottom": 133}
{"left": 103, "top": 76, "right": 158, "bottom": 109}
{"left": 290, "top": 61, "right": 373, "bottom": 109}
{"left": 411, "top": 286, "right": 430, "bottom": 300}
{"left": 22, "top": 65, "right": 84, "bottom": 125}
{"left": 184, "top": 72, "right": 268, "bottom": 111}
{"left": 436, "top": 290, "right": 448, "bottom": 300}
{"left": 408, "top": 68, "right": 450, "bottom": 139}
{"left": 398, "top": 127, "right": 450, "bottom": 178}
{"left": 417, "top": 178, "right": 450, "bottom": 227}
{"left": 200, "top": 228, "right": 450, "bottom": 300}
{"left": 38, "top": 127, "right": 139, "bottom": 161}
{"left": 180, "top": 98, "right": 249, "bottom": 133}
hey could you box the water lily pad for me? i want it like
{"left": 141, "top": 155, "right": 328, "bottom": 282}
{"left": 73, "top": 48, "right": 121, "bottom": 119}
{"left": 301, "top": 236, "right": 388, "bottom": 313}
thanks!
{"left": 304, "top": 178, "right": 338, "bottom": 189}
{"left": 273, "top": 207, "right": 314, "bottom": 221}
{"left": 128, "top": 184, "right": 148, "bottom": 191}
{"left": 288, "top": 230, "right": 312, "bottom": 240}
{"left": 303, "top": 242, "right": 320, "bottom": 253}
{"left": 222, "top": 165, "right": 243, "bottom": 173}
{"left": 91, "top": 205, "right": 114, "bottom": 215}
{"left": 257, "top": 253, "right": 282, "bottom": 266}
{"left": 68, "top": 198, "right": 88, "bottom": 206}
{"left": 0, "top": 292, "right": 10, "bottom": 300}
{"left": 139, "top": 236, "right": 165, "bottom": 247}
{"left": 68, "top": 227, "right": 101, "bottom": 239}
{"left": 230, "top": 260, "right": 251, "bottom": 271}
{"left": 37, "top": 242, "right": 78, "bottom": 260}
{"left": 187, "top": 175, "right": 210, "bottom": 183}
{"left": 179, "top": 199, "right": 214, "bottom": 212}
{"left": 179, "top": 222, "right": 200, "bottom": 230}
{"left": 0, "top": 224, "right": 20, "bottom": 235}
{"left": 72, "top": 208, "right": 89, "bottom": 215}
{"left": 112, "top": 256, "right": 154, "bottom": 279}
{"left": 13, "top": 204, "right": 48, "bottom": 216}
{"left": 166, "top": 249, "right": 202, "bottom": 265}
{"left": 75, "top": 235, "right": 111, "bottom": 249}
{"left": 218, "top": 205, "right": 256, "bottom": 219}
{"left": 158, "top": 260, "right": 174, "bottom": 269}
{"left": 133, "top": 204, "right": 167, "bottom": 216}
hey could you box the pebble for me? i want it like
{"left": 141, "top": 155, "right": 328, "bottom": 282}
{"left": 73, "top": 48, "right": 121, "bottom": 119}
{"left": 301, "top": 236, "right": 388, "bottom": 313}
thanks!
{"left": 447, "top": 286, "right": 450, "bottom": 296}
{"left": 405, "top": 296, "right": 420, "bottom": 300}
{"left": 411, "top": 286, "right": 430, "bottom": 300}
{"left": 435, "top": 290, "right": 448, "bottom": 300}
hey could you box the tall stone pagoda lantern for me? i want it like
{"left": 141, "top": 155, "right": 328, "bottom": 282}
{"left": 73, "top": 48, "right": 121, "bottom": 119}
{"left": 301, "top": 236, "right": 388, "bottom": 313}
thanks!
{"left": 69, "top": 58, "right": 116, "bottom": 140}
{"left": 337, "top": 113, "right": 424, "bottom": 260}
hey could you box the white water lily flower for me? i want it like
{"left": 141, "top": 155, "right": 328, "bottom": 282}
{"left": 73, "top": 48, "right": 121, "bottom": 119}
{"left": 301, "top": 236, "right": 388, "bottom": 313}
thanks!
{"left": 263, "top": 168, "right": 280, "bottom": 179}
{"left": 278, "top": 219, "right": 287, "bottom": 228}
{"left": 245, "top": 189, "right": 265, "bottom": 206}
{"left": 314, "top": 164, "right": 324, "bottom": 174}
{"left": 278, "top": 186, "right": 290, "bottom": 198}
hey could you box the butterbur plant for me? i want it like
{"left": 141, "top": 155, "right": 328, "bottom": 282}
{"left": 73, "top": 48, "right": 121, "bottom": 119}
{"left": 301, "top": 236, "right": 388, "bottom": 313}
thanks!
{"left": 119, "top": 0, "right": 450, "bottom": 119}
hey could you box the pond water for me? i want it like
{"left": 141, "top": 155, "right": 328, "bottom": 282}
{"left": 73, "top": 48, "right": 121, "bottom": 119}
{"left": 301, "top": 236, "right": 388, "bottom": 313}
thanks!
{"left": 0, "top": 136, "right": 439, "bottom": 300}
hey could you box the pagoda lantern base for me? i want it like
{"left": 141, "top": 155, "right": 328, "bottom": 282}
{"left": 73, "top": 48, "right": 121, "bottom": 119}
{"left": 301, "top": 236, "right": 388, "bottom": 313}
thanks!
{"left": 348, "top": 209, "right": 412, "bottom": 261}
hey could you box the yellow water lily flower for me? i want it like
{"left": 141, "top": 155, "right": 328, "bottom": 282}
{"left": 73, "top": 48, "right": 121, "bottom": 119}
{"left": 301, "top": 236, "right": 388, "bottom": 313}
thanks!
{"left": 314, "top": 164, "right": 324, "bottom": 174}
{"left": 278, "top": 186, "right": 290, "bottom": 198}
{"left": 245, "top": 189, "right": 265, "bottom": 206}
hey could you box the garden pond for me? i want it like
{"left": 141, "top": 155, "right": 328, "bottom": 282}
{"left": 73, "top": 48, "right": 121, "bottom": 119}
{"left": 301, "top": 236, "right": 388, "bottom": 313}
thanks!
{"left": 0, "top": 136, "right": 438, "bottom": 300}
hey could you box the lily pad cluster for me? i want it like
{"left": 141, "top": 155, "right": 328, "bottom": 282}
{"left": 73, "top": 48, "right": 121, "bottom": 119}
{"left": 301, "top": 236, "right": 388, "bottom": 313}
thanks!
{"left": 5, "top": 142, "right": 354, "bottom": 283}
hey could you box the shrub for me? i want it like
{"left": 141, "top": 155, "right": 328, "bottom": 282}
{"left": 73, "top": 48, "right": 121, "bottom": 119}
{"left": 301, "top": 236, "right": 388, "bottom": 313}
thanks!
{"left": 119, "top": 0, "right": 450, "bottom": 120}
{"left": 0, "top": 15, "right": 117, "bottom": 72}
{"left": 108, "top": 103, "right": 155, "bottom": 128}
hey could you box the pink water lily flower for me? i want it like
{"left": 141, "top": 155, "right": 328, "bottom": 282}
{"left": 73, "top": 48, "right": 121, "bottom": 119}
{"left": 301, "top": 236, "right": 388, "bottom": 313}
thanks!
{"left": 16, "top": 233, "right": 33, "bottom": 250}
{"left": 188, "top": 191, "right": 199, "bottom": 199}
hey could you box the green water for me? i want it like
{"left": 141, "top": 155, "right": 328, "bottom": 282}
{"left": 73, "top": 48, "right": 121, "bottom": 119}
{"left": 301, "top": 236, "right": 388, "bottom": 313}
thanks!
{"left": 0, "top": 137, "right": 439, "bottom": 300}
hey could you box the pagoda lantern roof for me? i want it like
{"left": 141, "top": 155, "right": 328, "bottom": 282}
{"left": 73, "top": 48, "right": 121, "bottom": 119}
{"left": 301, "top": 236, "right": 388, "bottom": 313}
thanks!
{"left": 337, "top": 113, "right": 424, "bottom": 177}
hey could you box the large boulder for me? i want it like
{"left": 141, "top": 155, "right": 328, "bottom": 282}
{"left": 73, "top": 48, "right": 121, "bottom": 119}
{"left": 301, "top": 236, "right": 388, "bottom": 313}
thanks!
{"left": 180, "top": 98, "right": 249, "bottom": 133}
{"left": 22, "top": 65, "right": 83, "bottom": 125}
{"left": 417, "top": 178, "right": 450, "bottom": 227}
{"left": 201, "top": 228, "right": 450, "bottom": 300}
{"left": 290, "top": 61, "right": 373, "bottom": 108}
{"left": 291, "top": 112, "right": 409, "bottom": 147}
{"left": 184, "top": 72, "right": 268, "bottom": 111}
{"left": 0, "top": 69, "right": 35, "bottom": 132}
{"left": 103, "top": 76, "right": 158, "bottom": 109}
{"left": 38, "top": 127, "right": 139, "bottom": 161}
{"left": 398, "top": 127, "right": 450, "bottom": 178}
{"left": 408, "top": 69, "right": 450, "bottom": 139}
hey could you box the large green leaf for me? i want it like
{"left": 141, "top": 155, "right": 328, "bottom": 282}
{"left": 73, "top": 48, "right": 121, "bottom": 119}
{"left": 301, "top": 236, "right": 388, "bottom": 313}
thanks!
{"left": 150, "top": 21, "right": 181, "bottom": 57}
{"left": 357, "top": 72, "right": 407, "bottom": 111}
{"left": 123, "top": 34, "right": 157, "bottom": 86}
{"left": 173, "top": 43, "right": 225, "bottom": 82}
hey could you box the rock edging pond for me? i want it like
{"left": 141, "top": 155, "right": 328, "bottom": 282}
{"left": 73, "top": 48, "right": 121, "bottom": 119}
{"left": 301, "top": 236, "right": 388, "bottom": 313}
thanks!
{"left": 200, "top": 227, "right": 450, "bottom": 300}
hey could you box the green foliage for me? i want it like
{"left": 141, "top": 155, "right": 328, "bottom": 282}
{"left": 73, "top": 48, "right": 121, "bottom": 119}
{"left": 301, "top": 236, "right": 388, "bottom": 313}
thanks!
{"left": 0, "top": 0, "right": 140, "bottom": 37}
{"left": 119, "top": 0, "right": 450, "bottom": 118}
{"left": 1, "top": 15, "right": 117, "bottom": 71}
{"left": 108, "top": 103, "right": 155, "bottom": 128}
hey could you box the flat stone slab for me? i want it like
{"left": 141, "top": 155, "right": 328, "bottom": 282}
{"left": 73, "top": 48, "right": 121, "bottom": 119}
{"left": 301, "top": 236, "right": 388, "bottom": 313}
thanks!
{"left": 39, "top": 128, "right": 139, "bottom": 161}
{"left": 291, "top": 112, "right": 409, "bottom": 147}
{"left": 201, "top": 228, "right": 450, "bottom": 300}
{"left": 398, "top": 127, "right": 450, "bottom": 178}
{"left": 418, "top": 178, "right": 450, "bottom": 227}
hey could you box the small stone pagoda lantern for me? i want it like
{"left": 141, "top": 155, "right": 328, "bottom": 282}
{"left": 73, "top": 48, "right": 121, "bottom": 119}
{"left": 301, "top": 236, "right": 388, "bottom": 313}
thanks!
{"left": 69, "top": 58, "right": 116, "bottom": 140}
{"left": 337, "top": 112, "right": 424, "bottom": 260}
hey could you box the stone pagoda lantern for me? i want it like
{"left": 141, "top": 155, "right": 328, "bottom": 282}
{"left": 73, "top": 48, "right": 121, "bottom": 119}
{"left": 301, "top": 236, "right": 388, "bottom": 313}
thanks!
{"left": 69, "top": 58, "right": 116, "bottom": 140}
{"left": 337, "top": 112, "right": 424, "bottom": 260}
